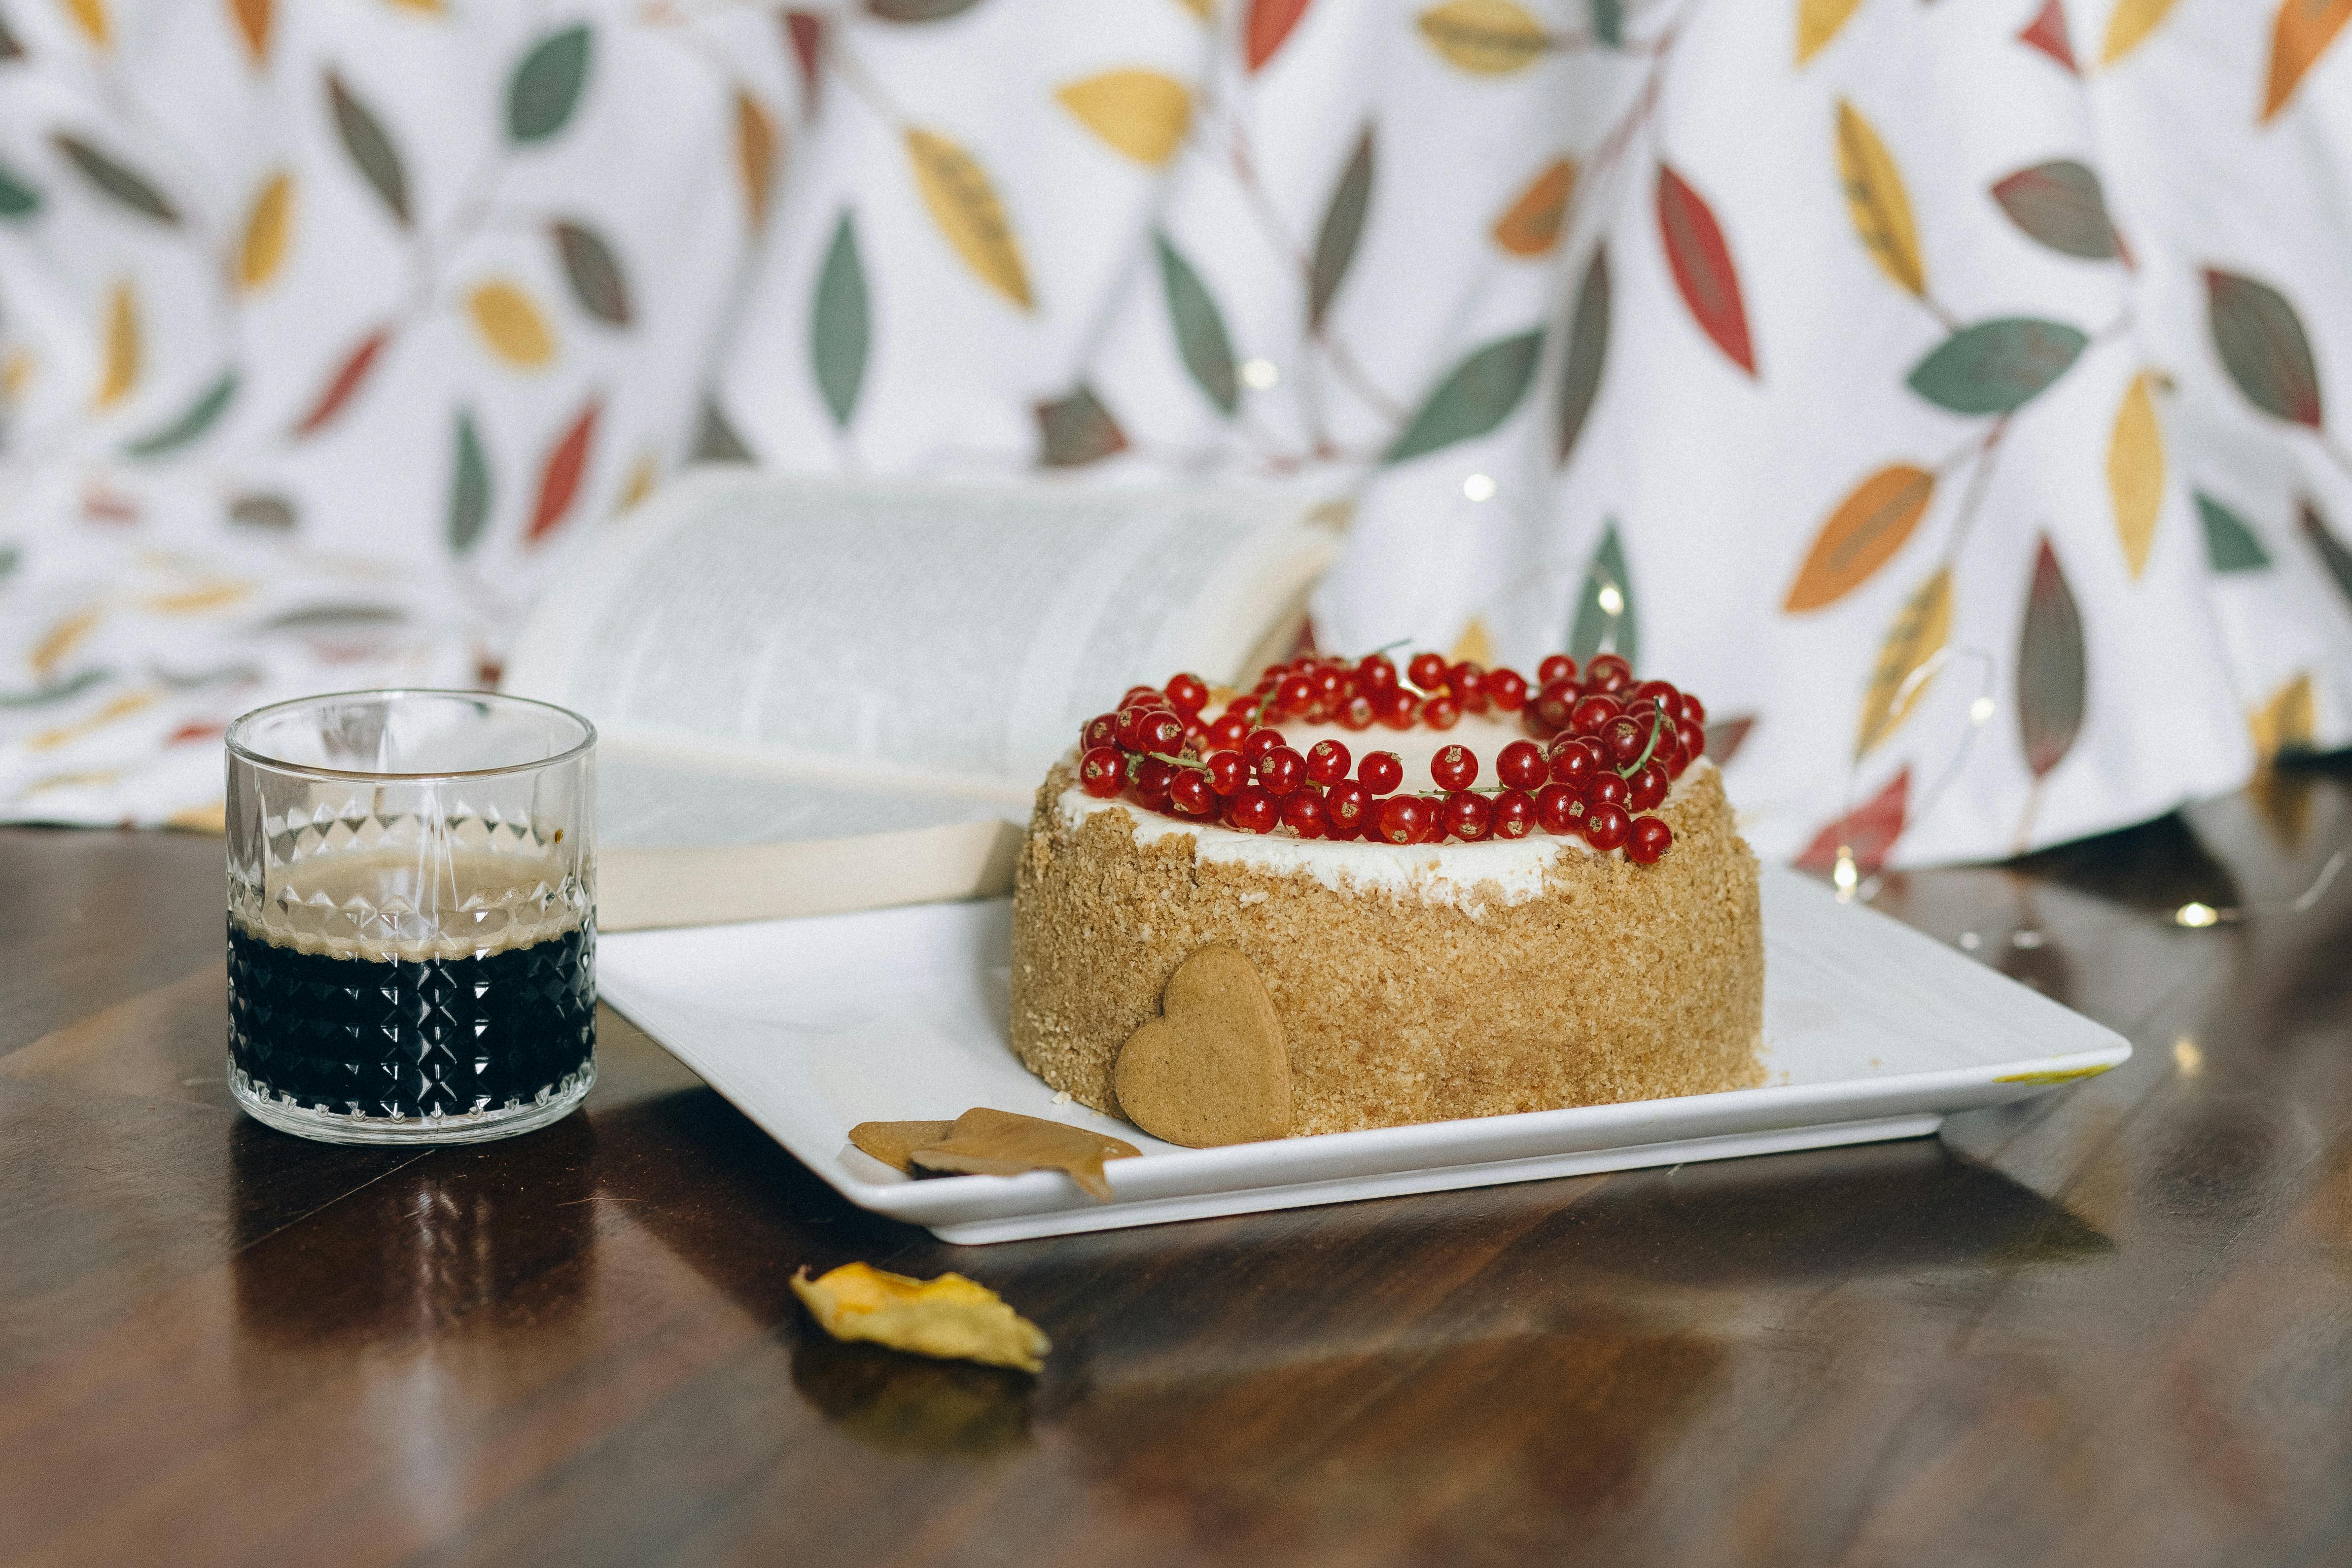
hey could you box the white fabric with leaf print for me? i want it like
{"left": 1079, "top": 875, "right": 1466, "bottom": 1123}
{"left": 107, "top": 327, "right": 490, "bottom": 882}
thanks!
{"left": 1, "top": 0, "right": 2348, "bottom": 866}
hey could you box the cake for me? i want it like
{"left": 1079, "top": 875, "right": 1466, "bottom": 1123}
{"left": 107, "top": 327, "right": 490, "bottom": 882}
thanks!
{"left": 1009, "top": 650, "right": 1765, "bottom": 1143}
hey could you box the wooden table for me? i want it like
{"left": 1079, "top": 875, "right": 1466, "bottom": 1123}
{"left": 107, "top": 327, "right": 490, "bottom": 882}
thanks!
{"left": 6, "top": 762, "right": 2351, "bottom": 1568}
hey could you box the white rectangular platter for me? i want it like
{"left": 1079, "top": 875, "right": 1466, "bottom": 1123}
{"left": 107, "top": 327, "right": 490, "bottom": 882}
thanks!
{"left": 598, "top": 865, "right": 2129, "bottom": 1244}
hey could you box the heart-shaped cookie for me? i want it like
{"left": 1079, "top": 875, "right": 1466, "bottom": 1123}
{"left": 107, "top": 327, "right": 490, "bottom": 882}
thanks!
{"left": 1114, "top": 945, "right": 1292, "bottom": 1148}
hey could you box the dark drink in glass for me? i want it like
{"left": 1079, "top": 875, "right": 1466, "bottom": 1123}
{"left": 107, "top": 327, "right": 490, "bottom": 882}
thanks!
{"left": 225, "top": 691, "right": 596, "bottom": 1145}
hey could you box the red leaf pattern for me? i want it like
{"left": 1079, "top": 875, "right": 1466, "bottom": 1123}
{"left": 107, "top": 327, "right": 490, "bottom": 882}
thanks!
{"left": 1246, "top": 0, "right": 1312, "bottom": 72}
{"left": 529, "top": 398, "right": 600, "bottom": 543}
{"left": 1794, "top": 767, "right": 1910, "bottom": 874}
{"left": 292, "top": 328, "right": 391, "bottom": 437}
{"left": 1655, "top": 164, "right": 1755, "bottom": 376}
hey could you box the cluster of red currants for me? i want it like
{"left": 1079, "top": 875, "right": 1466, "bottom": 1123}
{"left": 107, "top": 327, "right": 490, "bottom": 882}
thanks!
{"left": 1072, "top": 650, "right": 1708, "bottom": 865}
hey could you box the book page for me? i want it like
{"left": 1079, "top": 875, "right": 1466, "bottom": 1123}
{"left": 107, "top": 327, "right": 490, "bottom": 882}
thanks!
{"left": 507, "top": 470, "right": 1335, "bottom": 801}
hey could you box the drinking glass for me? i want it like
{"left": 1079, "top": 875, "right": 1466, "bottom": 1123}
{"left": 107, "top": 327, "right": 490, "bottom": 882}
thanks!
{"left": 224, "top": 690, "right": 597, "bottom": 1145}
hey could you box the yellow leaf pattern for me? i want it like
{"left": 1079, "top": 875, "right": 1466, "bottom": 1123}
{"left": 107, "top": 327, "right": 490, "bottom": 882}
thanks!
{"left": 2101, "top": 0, "right": 2180, "bottom": 66}
{"left": 1855, "top": 565, "right": 1951, "bottom": 759}
{"left": 237, "top": 171, "right": 293, "bottom": 290}
{"left": 1055, "top": 70, "right": 1193, "bottom": 166}
{"left": 1, "top": 348, "right": 32, "bottom": 404}
{"left": 618, "top": 449, "right": 660, "bottom": 511}
{"left": 1416, "top": 0, "right": 1549, "bottom": 75}
{"left": 1491, "top": 157, "right": 1576, "bottom": 256}
{"left": 2107, "top": 372, "right": 2163, "bottom": 578}
{"left": 467, "top": 280, "right": 557, "bottom": 368}
{"left": 96, "top": 280, "right": 140, "bottom": 409}
{"left": 735, "top": 90, "right": 778, "bottom": 229}
{"left": 1796, "top": 0, "right": 1863, "bottom": 65}
{"left": 31, "top": 691, "right": 153, "bottom": 752}
{"left": 2249, "top": 671, "right": 2315, "bottom": 762}
{"left": 905, "top": 128, "right": 1033, "bottom": 311}
{"left": 1834, "top": 100, "right": 1923, "bottom": 298}
{"left": 228, "top": 0, "right": 270, "bottom": 63}
{"left": 32, "top": 607, "right": 102, "bottom": 678}
{"left": 1447, "top": 616, "right": 1494, "bottom": 666}
{"left": 64, "top": 0, "right": 111, "bottom": 49}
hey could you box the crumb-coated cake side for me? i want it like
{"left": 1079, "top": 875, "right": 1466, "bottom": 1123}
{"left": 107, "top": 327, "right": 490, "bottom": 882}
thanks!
{"left": 1010, "top": 758, "right": 1765, "bottom": 1138}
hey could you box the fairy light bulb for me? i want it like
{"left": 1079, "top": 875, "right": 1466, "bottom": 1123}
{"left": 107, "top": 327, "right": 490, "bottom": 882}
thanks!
{"left": 1832, "top": 844, "right": 1859, "bottom": 900}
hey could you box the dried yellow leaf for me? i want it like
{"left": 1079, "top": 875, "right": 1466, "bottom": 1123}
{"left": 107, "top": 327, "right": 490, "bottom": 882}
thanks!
{"left": 65, "top": 0, "right": 111, "bottom": 50}
{"left": 1796, "top": 0, "right": 1862, "bottom": 65}
{"left": 792, "top": 1263, "right": 1049, "bottom": 1374}
{"left": 1055, "top": 70, "right": 1192, "bottom": 166}
{"left": 735, "top": 89, "right": 777, "bottom": 228}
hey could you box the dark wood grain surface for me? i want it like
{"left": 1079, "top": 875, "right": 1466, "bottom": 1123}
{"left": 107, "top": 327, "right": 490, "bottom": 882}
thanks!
{"left": 5, "top": 761, "right": 2351, "bottom": 1568}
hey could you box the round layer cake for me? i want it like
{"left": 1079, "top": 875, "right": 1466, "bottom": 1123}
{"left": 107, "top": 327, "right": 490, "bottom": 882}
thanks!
{"left": 1010, "top": 711, "right": 1765, "bottom": 1139}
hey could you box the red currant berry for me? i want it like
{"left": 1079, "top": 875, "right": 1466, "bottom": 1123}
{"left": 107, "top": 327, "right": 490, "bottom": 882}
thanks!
{"left": 1256, "top": 745, "right": 1306, "bottom": 797}
{"left": 1306, "top": 738, "right": 1352, "bottom": 785}
{"left": 1169, "top": 769, "right": 1215, "bottom": 818}
{"left": 1079, "top": 746, "right": 1126, "bottom": 798}
{"left": 1675, "top": 691, "right": 1707, "bottom": 727}
{"left": 1311, "top": 664, "right": 1345, "bottom": 704}
{"left": 1121, "top": 685, "right": 1163, "bottom": 710}
{"left": 1183, "top": 716, "right": 1211, "bottom": 747}
{"left": 1585, "top": 771, "right": 1629, "bottom": 811}
{"left": 1114, "top": 706, "right": 1149, "bottom": 750}
{"left": 1535, "top": 782, "right": 1584, "bottom": 835}
{"left": 1491, "top": 789, "right": 1537, "bottom": 838}
{"left": 1082, "top": 712, "right": 1120, "bottom": 750}
{"left": 1359, "top": 751, "right": 1404, "bottom": 795}
{"left": 1356, "top": 653, "right": 1399, "bottom": 693}
{"left": 1443, "top": 791, "right": 1492, "bottom": 842}
{"left": 1323, "top": 779, "right": 1370, "bottom": 834}
{"left": 1654, "top": 733, "right": 1688, "bottom": 780}
{"left": 1243, "top": 727, "right": 1286, "bottom": 767}
{"left": 1537, "top": 654, "right": 1578, "bottom": 686}
{"left": 1140, "top": 711, "right": 1188, "bottom": 755}
{"left": 1626, "top": 814, "right": 1673, "bottom": 864}
{"left": 1374, "top": 689, "right": 1420, "bottom": 729}
{"left": 1226, "top": 785, "right": 1278, "bottom": 834}
{"left": 1531, "top": 678, "right": 1580, "bottom": 736}
{"left": 1374, "top": 795, "right": 1431, "bottom": 845}
{"left": 1450, "top": 662, "right": 1486, "bottom": 703}
{"left": 1407, "top": 651, "right": 1450, "bottom": 692}
{"left": 1205, "top": 750, "right": 1247, "bottom": 796}
{"left": 1337, "top": 694, "right": 1377, "bottom": 730}
{"left": 1427, "top": 743, "right": 1476, "bottom": 791}
{"left": 1603, "top": 716, "right": 1648, "bottom": 768}
{"left": 1585, "top": 653, "right": 1633, "bottom": 692}
{"left": 1628, "top": 762, "right": 1668, "bottom": 812}
{"left": 1569, "top": 694, "right": 1622, "bottom": 736}
{"left": 1274, "top": 672, "right": 1314, "bottom": 715}
{"left": 1547, "top": 735, "right": 1604, "bottom": 790}
{"left": 1165, "top": 672, "right": 1209, "bottom": 717}
{"left": 1676, "top": 718, "right": 1707, "bottom": 763}
{"left": 1425, "top": 695, "right": 1462, "bottom": 730}
{"left": 1492, "top": 739, "right": 1543, "bottom": 790}
{"left": 1631, "top": 680, "right": 1679, "bottom": 715}
{"left": 1583, "top": 801, "right": 1631, "bottom": 851}
{"left": 1133, "top": 757, "right": 1177, "bottom": 811}
{"left": 1206, "top": 712, "right": 1250, "bottom": 750}
{"left": 1487, "top": 667, "right": 1529, "bottom": 712}
{"left": 1281, "top": 791, "right": 1328, "bottom": 838}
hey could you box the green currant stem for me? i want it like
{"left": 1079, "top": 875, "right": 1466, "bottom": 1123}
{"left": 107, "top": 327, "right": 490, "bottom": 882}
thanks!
{"left": 1618, "top": 711, "right": 1665, "bottom": 779}
{"left": 1146, "top": 750, "right": 1210, "bottom": 773}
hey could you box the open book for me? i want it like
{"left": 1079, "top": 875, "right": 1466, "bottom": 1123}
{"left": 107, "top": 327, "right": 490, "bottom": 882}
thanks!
{"left": 504, "top": 469, "right": 1341, "bottom": 930}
